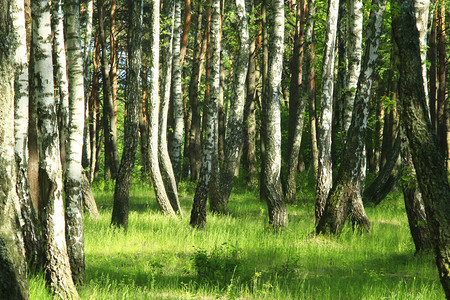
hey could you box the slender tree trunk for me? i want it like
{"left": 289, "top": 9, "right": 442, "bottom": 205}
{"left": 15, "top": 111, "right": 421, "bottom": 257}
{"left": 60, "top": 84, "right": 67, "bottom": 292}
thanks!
{"left": 99, "top": 0, "right": 120, "bottom": 179}
{"left": 212, "top": 0, "right": 250, "bottom": 213}
{"left": 190, "top": 0, "right": 221, "bottom": 229}
{"left": 31, "top": 0, "right": 79, "bottom": 297}
{"left": 187, "top": 0, "right": 206, "bottom": 182}
{"left": 308, "top": 23, "right": 318, "bottom": 179}
{"left": 260, "top": 0, "right": 269, "bottom": 202}
{"left": 111, "top": 0, "right": 143, "bottom": 229}
{"left": 52, "top": 0, "right": 70, "bottom": 174}
{"left": 0, "top": 2, "right": 30, "bottom": 296}
{"left": 414, "top": 0, "right": 430, "bottom": 108}
{"left": 170, "top": 0, "right": 184, "bottom": 182}
{"left": 82, "top": 0, "right": 94, "bottom": 171}
{"left": 315, "top": 0, "right": 339, "bottom": 222}
{"left": 13, "top": 0, "right": 42, "bottom": 272}
{"left": 64, "top": 0, "right": 87, "bottom": 285}
{"left": 180, "top": 0, "right": 191, "bottom": 66}
{"left": 392, "top": 1, "right": 450, "bottom": 295}
{"left": 148, "top": 0, "right": 177, "bottom": 217}
{"left": 428, "top": 12, "right": 437, "bottom": 133}
{"left": 160, "top": 0, "right": 182, "bottom": 214}
{"left": 283, "top": 0, "right": 307, "bottom": 204}
{"left": 243, "top": 31, "right": 259, "bottom": 188}
{"left": 139, "top": 67, "right": 151, "bottom": 181}
{"left": 316, "top": 0, "right": 386, "bottom": 235}
{"left": 89, "top": 30, "right": 101, "bottom": 182}
{"left": 262, "top": 0, "right": 287, "bottom": 229}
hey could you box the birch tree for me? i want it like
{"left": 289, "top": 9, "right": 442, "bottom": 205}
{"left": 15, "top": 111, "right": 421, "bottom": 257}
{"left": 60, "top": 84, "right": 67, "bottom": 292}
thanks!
{"left": 0, "top": 1, "right": 30, "bottom": 297}
{"left": 315, "top": 0, "right": 339, "bottom": 222}
{"left": 159, "top": 0, "right": 182, "bottom": 214}
{"left": 112, "top": 0, "right": 143, "bottom": 229}
{"left": 392, "top": 0, "right": 450, "bottom": 296}
{"left": 31, "top": 0, "right": 79, "bottom": 297}
{"left": 170, "top": 0, "right": 184, "bottom": 182}
{"left": 190, "top": 0, "right": 220, "bottom": 229}
{"left": 213, "top": 0, "right": 250, "bottom": 213}
{"left": 148, "top": 0, "right": 177, "bottom": 217}
{"left": 262, "top": 0, "right": 287, "bottom": 229}
{"left": 13, "top": 0, "right": 42, "bottom": 271}
{"left": 316, "top": 0, "right": 386, "bottom": 235}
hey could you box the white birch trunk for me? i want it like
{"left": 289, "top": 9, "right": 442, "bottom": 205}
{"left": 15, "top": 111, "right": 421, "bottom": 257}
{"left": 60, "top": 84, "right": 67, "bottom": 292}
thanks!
{"left": 0, "top": 2, "right": 30, "bottom": 296}
{"left": 64, "top": 0, "right": 86, "bottom": 286}
{"left": 342, "top": 0, "right": 363, "bottom": 133}
{"left": 215, "top": 0, "right": 250, "bottom": 213}
{"left": 159, "top": 0, "right": 182, "bottom": 214}
{"left": 31, "top": 0, "right": 79, "bottom": 298}
{"left": 190, "top": 0, "right": 221, "bottom": 229}
{"left": 170, "top": 0, "right": 184, "bottom": 181}
{"left": 13, "top": 0, "right": 42, "bottom": 271}
{"left": 315, "top": 0, "right": 339, "bottom": 222}
{"left": 52, "top": 0, "right": 70, "bottom": 174}
{"left": 148, "top": 0, "right": 177, "bottom": 217}
{"left": 262, "top": 0, "right": 287, "bottom": 228}
{"left": 414, "top": 0, "right": 430, "bottom": 109}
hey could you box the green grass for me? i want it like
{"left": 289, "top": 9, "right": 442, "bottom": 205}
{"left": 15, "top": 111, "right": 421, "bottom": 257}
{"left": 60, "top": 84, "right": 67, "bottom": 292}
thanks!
{"left": 29, "top": 182, "right": 444, "bottom": 299}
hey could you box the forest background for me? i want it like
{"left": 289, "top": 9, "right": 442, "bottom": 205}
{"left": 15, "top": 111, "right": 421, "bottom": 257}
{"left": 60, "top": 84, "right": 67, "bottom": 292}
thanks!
{"left": 0, "top": 0, "right": 450, "bottom": 299}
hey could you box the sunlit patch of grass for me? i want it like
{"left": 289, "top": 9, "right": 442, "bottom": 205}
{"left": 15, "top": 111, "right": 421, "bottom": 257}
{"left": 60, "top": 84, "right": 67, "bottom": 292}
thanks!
{"left": 29, "top": 181, "right": 444, "bottom": 299}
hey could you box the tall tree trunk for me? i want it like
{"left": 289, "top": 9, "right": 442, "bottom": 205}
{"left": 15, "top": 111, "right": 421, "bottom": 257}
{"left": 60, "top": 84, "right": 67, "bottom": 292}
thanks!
{"left": 308, "top": 23, "right": 318, "bottom": 179}
{"left": 0, "top": 2, "right": 30, "bottom": 296}
{"left": 243, "top": 29, "right": 259, "bottom": 188}
{"left": 283, "top": 0, "right": 307, "bottom": 204}
{"left": 89, "top": 30, "right": 101, "bottom": 182}
{"left": 316, "top": 0, "right": 386, "bottom": 235}
{"left": 428, "top": 12, "right": 437, "bottom": 133}
{"left": 160, "top": 0, "right": 182, "bottom": 214}
{"left": 187, "top": 0, "right": 206, "bottom": 182}
{"left": 52, "top": 0, "right": 70, "bottom": 174}
{"left": 111, "top": 0, "right": 143, "bottom": 229}
{"left": 212, "top": 0, "right": 250, "bottom": 213}
{"left": 392, "top": 1, "right": 450, "bottom": 296}
{"left": 342, "top": 0, "right": 363, "bottom": 134}
{"left": 436, "top": 2, "right": 448, "bottom": 172}
{"left": 262, "top": 0, "right": 287, "bottom": 229}
{"left": 180, "top": 0, "right": 191, "bottom": 66}
{"left": 414, "top": 0, "right": 430, "bottom": 108}
{"left": 260, "top": 0, "right": 269, "bottom": 202}
{"left": 148, "top": 0, "right": 177, "bottom": 217}
{"left": 82, "top": 0, "right": 94, "bottom": 171}
{"left": 190, "top": 0, "right": 220, "bottom": 229}
{"left": 170, "top": 0, "right": 184, "bottom": 183}
{"left": 315, "top": 0, "right": 339, "bottom": 222}
{"left": 31, "top": 0, "right": 79, "bottom": 297}
{"left": 64, "top": 0, "right": 87, "bottom": 285}
{"left": 139, "top": 67, "right": 151, "bottom": 181}
{"left": 99, "top": 0, "right": 120, "bottom": 179}
{"left": 13, "top": 0, "right": 42, "bottom": 272}
{"left": 400, "top": 130, "right": 432, "bottom": 253}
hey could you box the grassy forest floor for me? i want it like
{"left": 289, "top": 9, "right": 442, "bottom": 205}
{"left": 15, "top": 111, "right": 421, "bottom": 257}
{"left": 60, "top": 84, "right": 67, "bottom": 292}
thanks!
{"left": 29, "top": 177, "right": 444, "bottom": 299}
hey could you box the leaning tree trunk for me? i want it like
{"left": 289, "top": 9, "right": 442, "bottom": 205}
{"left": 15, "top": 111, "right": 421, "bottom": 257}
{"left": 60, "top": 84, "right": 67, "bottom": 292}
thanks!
{"left": 148, "top": 0, "right": 177, "bottom": 217}
{"left": 316, "top": 0, "right": 386, "bottom": 235}
{"left": 170, "top": 0, "right": 184, "bottom": 182}
{"left": 315, "top": 0, "right": 339, "bottom": 222}
{"left": 31, "top": 0, "right": 79, "bottom": 298}
{"left": 190, "top": 0, "right": 220, "bottom": 229}
{"left": 13, "top": 0, "right": 42, "bottom": 272}
{"left": 283, "top": 0, "right": 307, "bottom": 205}
{"left": 392, "top": 1, "right": 450, "bottom": 296}
{"left": 159, "top": 0, "right": 182, "bottom": 214}
{"left": 64, "top": 0, "right": 87, "bottom": 285}
{"left": 111, "top": 0, "right": 143, "bottom": 229}
{"left": 213, "top": 0, "right": 250, "bottom": 214}
{"left": 414, "top": 0, "right": 429, "bottom": 108}
{"left": 400, "top": 130, "right": 432, "bottom": 254}
{"left": 262, "top": 0, "right": 287, "bottom": 229}
{"left": 0, "top": 2, "right": 30, "bottom": 296}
